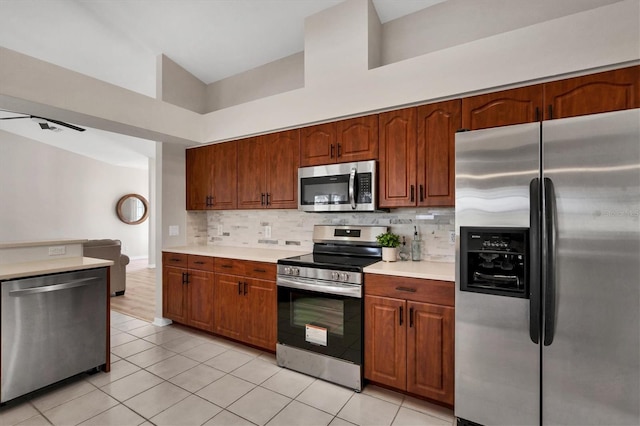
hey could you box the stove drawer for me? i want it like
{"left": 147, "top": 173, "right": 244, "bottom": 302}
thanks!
{"left": 214, "top": 258, "right": 276, "bottom": 280}
{"left": 364, "top": 274, "right": 454, "bottom": 307}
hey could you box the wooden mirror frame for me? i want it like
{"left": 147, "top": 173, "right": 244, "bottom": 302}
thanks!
{"left": 116, "top": 194, "right": 149, "bottom": 225}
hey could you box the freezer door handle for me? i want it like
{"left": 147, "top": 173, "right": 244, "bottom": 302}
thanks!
{"left": 544, "top": 177, "right": 557, "bottom": 346}
{"left": 529, "top": 178, "right": 541, "bottom": 344}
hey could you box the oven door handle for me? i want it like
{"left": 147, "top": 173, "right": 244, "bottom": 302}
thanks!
{"left": 349, "top": 167, "right": 357, "bottom": 210}
{"left": 277, "top": 276, "right": 362, "bottom": 298}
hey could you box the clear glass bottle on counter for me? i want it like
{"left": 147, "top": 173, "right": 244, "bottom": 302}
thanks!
{"left": 411, "top": 226, "right": 421, "bottom": 261}
{"left": 399, "top": 236, "right": 410, "bottom": 261}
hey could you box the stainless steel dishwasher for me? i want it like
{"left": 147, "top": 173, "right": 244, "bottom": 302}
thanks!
{"left": 1, "top": 267, "right": 107, "bottom": 403}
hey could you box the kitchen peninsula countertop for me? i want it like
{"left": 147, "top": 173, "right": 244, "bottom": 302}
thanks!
{"left": 0, "top": 257, "right": 113, "bottom": 280}
{"left": 364, "top": 260, "right": 455, "bottom": 282}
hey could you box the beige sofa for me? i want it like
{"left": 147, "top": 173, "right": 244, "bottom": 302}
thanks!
{"left": 83, "top": 239, "right": 130, "bottom": 296}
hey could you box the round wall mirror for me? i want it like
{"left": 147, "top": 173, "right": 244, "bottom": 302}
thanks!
{"left": 116, "top": 194, "right": 149, "bottom": 225}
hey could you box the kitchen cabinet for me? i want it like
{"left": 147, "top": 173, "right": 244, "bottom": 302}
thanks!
{"left": 543, "top": 65, "right": 640, "bottom": 119}
{"left": 364, "top": 274, "right": 454, "bottom": 406}
{"left": 162, "top": 252, "right": 215, "bottom": 332}
{"left": 237, "top": 129, "right": 299, "bottom": 209}
{"left": 186, "top": 142, "right": 237, "bottom": 210}
{"left": 461, "top": 65, "right": 639, "bottom": 130}
{"left": 213, "top": 258, "right": 277, "bottom": 351}
{"left": 379, "top": 101, "right": 459, "bottom": 208}
{"left": 300, "top": 115, "right": 378, "bottom": 167}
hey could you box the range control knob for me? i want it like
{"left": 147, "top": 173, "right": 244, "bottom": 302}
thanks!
{"left": 293, "top": 267, "right": 300, "bottom": 276}
{"left": 331, "top": 272, "right": 339, "bottom": 280}
{"left": 283, "top": 267, "right": 291, "bottom": 275}
{"left": 340, "top": 273, "right": 349, "bottom": 281}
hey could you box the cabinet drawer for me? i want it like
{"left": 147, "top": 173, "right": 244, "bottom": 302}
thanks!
{"left": 365, "top": 274, "right": 454, "bottom": 307}
{"left": 214, "top": 258, "right": 276, "bottom": 280}
{"left": 163, "top": 252, "right": 188, "bottom": 267}
{"left": 188, "top": 255, "right": 214, "bottom": 271}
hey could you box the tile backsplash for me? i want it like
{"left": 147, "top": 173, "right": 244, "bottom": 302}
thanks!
{"left": 187, "top": 208, "right": 455, "bottom": 263}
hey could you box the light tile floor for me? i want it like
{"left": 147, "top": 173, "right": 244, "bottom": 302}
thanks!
{"left": 0, "top": 311, "right": 455, "bottom": 426}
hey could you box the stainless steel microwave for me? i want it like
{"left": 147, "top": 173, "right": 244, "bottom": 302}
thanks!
{"left": 298, "top": 160, "right": 377, "bottom": 212}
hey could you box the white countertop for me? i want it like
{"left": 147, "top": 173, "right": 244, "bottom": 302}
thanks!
{"left": 0, "top": 257, "right": 113, "bottom": 280}
{"left": 163, "top": 246, "right": 308, "bottom": 264}
{"left": 0, "top": 239, "right": 88, "bottom": 249}
{"left": 364, "top": 260, "right": 455, "bottom": 282}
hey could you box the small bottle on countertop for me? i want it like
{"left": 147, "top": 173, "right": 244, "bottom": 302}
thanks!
{"left": 399, "top": 236, "right": 410, "bottom": 261}
{"left": 411, "top": 226, "right": 421, "bottom": 261}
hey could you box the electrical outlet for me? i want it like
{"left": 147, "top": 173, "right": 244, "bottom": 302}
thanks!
{"left": 169, "top": 225, "right": 179, "bottom": 236}
{"left": 449, "top": 231, "right": 456, "bottom": 244}
{"left": 265, "top": 225, "right": 272, "bottom": 238}
{"left": 217, "top": 225, "right": 223, "bottom": 236}
{"left": 48, "top": 246, "right": 66, "bottom": 256}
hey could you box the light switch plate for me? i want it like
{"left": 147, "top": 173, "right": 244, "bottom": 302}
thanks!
{"left": 449, "top": 231, "right": 456, "bottom": 244}
{"left": 48, "top": 246, "right": 66, "bottom": 256}
{"left": 169, "top": 225, "right": 179, "bottom": 236}
{"left": 217, "top": 225, "right": 223, "bottom": 236}
{"left": 265, "top": 225, "right": 272, "bottom": 238}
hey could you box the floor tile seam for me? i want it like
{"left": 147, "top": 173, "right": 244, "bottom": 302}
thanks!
{"left": 148, "top": 394, "right": 223, "bottom": 426}
{"left": 399, "top": 400, "right": 453, "bottom": 422}
{"left": 360, "top": 389, "right": 405, "bottom": 408}
{"left": 398, "top": 405, "right": 452, "bottom": 424}
{"left": 62, "top": 390, "right": 124, "bottom": 426}
{"left": 99, "top": 369, "right": 167, "bottom": 403}
{"left": 30, "top": 377, "right": 101, "bottom": 414}
{"left": 109, "top": 331, "right": 140, "bottom": 347}
{"left": 385, "top": 402, "right": 403, "bottom": 426}
{"left": 219, "top": 408, "right": 259, "bottom": 426}
{"left": 121, "top": 382, "right": 193, "bottom": 424}
{"left": 137, "top": 352, "right": 188, "bottom": 374}
{"left": 256, "top": 374, "right": 317, "bottom": 400}
{"left": 112, "top": 342, "right": 161, "bottom": 358}
{"left": 38, "top": 387, "right": 116, "bottom": 426}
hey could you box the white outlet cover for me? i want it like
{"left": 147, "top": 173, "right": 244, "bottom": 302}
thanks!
{"left": 169, "top": 225, "right": 179, "bottom": 236}
{"left": 449, "top": 231, "right": 456, "bottom": 244}
{"left": 217, "top": 225, "right": 223, "bottom": 236}
{"left": 265, "top": 225, "right": 272, "bottom": 238}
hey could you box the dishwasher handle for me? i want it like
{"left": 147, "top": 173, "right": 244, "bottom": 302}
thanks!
{"left": 9, "top": 277, "right": 101, "bottom": 297}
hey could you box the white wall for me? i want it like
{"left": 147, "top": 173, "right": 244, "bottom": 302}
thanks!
{"left": 0, "top": 130, "right": 149, "bottom": 258}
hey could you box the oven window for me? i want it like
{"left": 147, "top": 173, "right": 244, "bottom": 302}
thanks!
{"left": 291, "top": 294, "right": 344, "bottom": 336}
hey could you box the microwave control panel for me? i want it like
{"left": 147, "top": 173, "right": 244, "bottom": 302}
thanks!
{"left": 356, "top": 173, "right": 372, "bottom": 203}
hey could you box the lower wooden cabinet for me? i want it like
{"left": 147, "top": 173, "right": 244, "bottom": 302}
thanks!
{"left": 162, "top": 253, "right": 215, "bottom": 332}
{"left": 364, "top": 274, "right": 454, "bottom": 406}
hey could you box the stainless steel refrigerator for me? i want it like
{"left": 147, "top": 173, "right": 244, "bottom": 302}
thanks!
{"left": 454, "top": 108, "right": 640, "bottom": 425}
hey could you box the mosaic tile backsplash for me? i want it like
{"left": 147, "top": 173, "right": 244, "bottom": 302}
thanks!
{"left": 187, "top": 208, "right": 455, "bottom": 263}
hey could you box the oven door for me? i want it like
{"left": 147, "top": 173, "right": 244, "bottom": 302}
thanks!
{"left": 277, "top": 276, "right": 363, "bottom": 365}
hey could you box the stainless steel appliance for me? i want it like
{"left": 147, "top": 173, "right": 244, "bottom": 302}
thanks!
{"left": 455, "top": 109, "right": 640, "bottom": 425}
{"left": 1, "top": 268, "right": 107, "bottom": 403}
{"left": 298, "top": 160, "right": 377, "bottom": 212}
{"left": 276, "top": 225, "right": 387, "bottom": 391}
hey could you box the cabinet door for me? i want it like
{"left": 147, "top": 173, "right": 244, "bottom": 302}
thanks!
{"left": 186, "top": 145, "right": 214, "bottom": 210}
{"left": 462, "top": 85, "right": 543, "bottom": 130}
{"left": 407, "top": 301, "right": 454, "bottom": 405}
{"left": 213, "top": 274, "right": 244, "bottom": 340}
{"left": 243, "top": 278, "right": 277, "bottom": 351}
{"left": 300, "top": 122, "right": 337, "bottom": 167}
{"left": 211, "top": 142, "right": 237, "bottom": 209}
{"left": 237, "top": 137, "right": 267, "bottom": 209}
{"left": 378, "top": 107, "right": 417, "bottom": 208}
{"left": 162, "top": 266, "right": 187, "bottom": 323}
{"left": 417, "top": 100, "right": 460, "bottom": 207}
{"left": 335, "top": 115, "right": 378, "bottom": 163}
{"left": 265, "top": 129, "right": 299, "bottom": 209}
{"left": 187, "top": 270, "right": 215, "bottom": 332}
{"left": 364, "top": 295, "right": 407, "bottom": 390}
{"left": 544, "top": 65, "right": 640, "bottom": 120}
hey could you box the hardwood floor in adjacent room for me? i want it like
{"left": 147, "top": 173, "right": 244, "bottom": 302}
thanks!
{"left": 110, "top": 258, "right": 156, "bottom": 322}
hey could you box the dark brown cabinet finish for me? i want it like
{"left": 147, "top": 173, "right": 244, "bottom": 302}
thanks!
{"left": 461, "top": 85, "right": 543, "bottom": 130}
{"left": 162, "top": 252, "right": 215, "bottom": 332}
{"left": 378, "top": 107, "right": 417, "bottom": 208}
{"left": 544, "top": 65, "right": 640, "bottom": 120}
{"left": 237, "top": 130, "right": 299, "bottom": 209}
{"left": 364, "top": 274, "right": 454, "bottom": 406}
{"left": 213, "top": 259, "right": 277, "bottom": 351}
{"left": 416, "top": 100, "right": 460, "bottom": 207}
{"left": 461, "top": 65, "right": 639, "bottom": 130}
{"left": 300, "top": 115, "right": 378, "bottom": 167}
{"left": 186, "top": 142, "right": 237, "bottom": 210}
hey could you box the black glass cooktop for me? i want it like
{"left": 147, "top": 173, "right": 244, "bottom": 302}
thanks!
{"left": 278, "top": 252, "right": 380, "bottom": 272}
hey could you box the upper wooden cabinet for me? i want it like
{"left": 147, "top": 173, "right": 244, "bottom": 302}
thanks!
{"left": 379, "top": 101, "right": 459, "bottom": 208}
{"left": 462, "top": 85, "right": 543, "bottom": 131}
{"left": 300, "top": 115, "right": 378, "bottom": 167}
{"left": 417, "top": 100, "right": 460, "bottom": 207}
{"left": 237, "top": 129, "right": 299, "bottom": 209}
{"left": 544, "top": 66, "right": 640, "bottom": 120}
{"left": 186, "top": 142, "right": 237, "bottom": 210}
{"left": 462, "top": 65, "right": 639, "bottom": 130}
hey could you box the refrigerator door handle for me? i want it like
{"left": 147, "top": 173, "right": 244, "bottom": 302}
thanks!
{"left": 529, "top": 178, "right": 541, "bottom": 344}
{"left": 543, "top": 177, "right": 557, "bottom": 346}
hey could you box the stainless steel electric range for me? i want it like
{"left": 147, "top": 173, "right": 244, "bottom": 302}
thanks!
{"left": 276, "top": 224, "right": 387, "bottom": 391}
